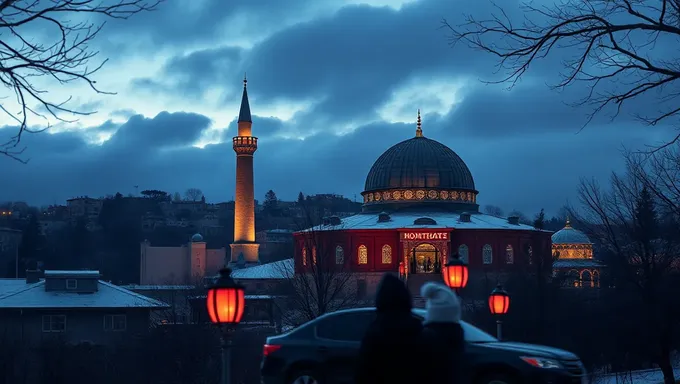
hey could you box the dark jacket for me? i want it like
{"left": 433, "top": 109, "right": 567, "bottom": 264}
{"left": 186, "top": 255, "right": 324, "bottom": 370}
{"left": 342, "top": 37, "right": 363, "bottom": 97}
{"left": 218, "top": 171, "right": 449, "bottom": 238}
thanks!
{"left": 355, "top": 274, "right": 424, "bottom": 384}
{"left": 422, "top": 322, "right": 466, "bottom": 384}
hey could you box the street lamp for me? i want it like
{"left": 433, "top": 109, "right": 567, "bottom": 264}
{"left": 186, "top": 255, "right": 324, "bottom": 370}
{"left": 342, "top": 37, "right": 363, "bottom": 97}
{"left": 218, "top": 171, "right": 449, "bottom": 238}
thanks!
{"left": 488, "top": 284, "right": 510, "bottom": 340}
{"left": 442, "top": 253, "right": 468, "bottom": 292}
{"left": 398, "top": 261, "right": 406, "bottom": 280}
{"left": 206, "top": 268, "right": 245, "bottom": 384}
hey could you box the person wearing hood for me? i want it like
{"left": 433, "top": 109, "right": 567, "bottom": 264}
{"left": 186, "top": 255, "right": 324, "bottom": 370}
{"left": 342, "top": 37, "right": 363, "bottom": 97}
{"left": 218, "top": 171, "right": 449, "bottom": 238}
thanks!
{"left": 420, "top": 281, "right": 466, "bottom": 384}
{"left": 355, "top": 273, "right": 424, "bottom": 384}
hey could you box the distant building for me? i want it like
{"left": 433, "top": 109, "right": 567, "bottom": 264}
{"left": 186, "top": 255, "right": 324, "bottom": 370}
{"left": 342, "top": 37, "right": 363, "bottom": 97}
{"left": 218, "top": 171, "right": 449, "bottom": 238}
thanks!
{"left": 139, "top": 233, "right": 226, "bottom": 285}
{"left": 551, "top": 218, "right": 604, "bottom": 288}
{"left": 66, "top": 197, "right": 102, "bottom": 222}
{"left": 0, "top": 270, "right": 168, "bottom": 346}
{"left": 0, "top": 227, "right": 21, "bottom": 278}
{"left": 256, "top": 229, "right": 294, "bottom": 262}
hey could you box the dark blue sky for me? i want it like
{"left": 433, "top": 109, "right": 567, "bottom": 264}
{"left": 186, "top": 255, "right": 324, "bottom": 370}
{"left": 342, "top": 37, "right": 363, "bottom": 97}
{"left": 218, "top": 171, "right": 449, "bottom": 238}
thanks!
{"left": 0, "top": 0, "right": 674, "bottom": 216}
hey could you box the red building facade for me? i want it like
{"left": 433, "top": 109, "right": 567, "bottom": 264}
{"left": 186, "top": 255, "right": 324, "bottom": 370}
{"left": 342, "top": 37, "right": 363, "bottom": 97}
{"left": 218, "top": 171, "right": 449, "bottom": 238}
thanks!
{"left": 293, "top": 112, "right": 552, "bottom": 296}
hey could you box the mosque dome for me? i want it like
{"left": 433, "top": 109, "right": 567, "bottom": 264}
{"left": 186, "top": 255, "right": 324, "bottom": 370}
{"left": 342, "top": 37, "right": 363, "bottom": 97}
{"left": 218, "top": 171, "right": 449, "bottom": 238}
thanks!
{"left": 361, "top": 111, "right": 478, "bottom": 212}
{"left": 551, "top": 219, "right": 591, "bottom": 244}
{"left": 190, "top": 233, "right": 204, "bottom": 242}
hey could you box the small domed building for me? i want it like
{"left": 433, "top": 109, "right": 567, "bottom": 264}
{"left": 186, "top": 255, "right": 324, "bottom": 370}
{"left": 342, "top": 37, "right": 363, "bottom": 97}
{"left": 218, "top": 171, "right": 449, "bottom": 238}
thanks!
{"left": 551, "top": 219, "right": 604, "bottom": 288}
{"left": 293, "top": 112, "right": 553, "bottom": 297}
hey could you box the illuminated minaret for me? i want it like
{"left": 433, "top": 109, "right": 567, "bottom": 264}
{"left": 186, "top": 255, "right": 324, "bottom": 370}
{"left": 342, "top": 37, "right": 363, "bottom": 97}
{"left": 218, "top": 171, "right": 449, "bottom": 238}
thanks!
{"left": 230, "top": 76, "right": 260, "bottom": 265}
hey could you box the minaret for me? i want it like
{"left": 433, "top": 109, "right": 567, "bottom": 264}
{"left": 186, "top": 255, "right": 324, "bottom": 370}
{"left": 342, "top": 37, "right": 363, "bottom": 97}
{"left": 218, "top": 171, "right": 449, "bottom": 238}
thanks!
{"left": 230, "top": 75, "right": 260, "bottom": 266}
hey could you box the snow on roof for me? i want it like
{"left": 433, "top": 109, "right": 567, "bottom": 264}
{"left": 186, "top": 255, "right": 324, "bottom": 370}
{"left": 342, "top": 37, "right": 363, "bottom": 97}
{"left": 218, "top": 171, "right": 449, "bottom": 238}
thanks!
{"left": 44, "top": 270, "right": 101, "bottom": 278}
{"left": 298, "top": 211, "right": 545, "bottom": 232}
{"left": 553, "top": 259, "right": 605, "bottom": 269}
{"left": 0, "top": 279, "right": 34, "bottom": 295}
{"left": 0, "top": 280, "right": 169, "bottom": 309}
{"left": 231, "top": 259, "right": 293, "bottom": 280}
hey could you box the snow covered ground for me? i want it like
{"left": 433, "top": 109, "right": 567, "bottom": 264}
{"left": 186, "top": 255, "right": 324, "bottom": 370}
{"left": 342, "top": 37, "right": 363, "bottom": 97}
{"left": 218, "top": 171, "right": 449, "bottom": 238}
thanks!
{"left": 594, "top": 368, "right": 680, "bottom": 384}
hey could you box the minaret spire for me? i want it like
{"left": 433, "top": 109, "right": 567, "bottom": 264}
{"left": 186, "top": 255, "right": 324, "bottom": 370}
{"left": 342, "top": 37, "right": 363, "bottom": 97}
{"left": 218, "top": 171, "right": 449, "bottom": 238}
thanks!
{"left": 415, "top": 109, "right": 423, "bottom": 137}
{"left": 238, "top": 73, "right": 252, "bottom": 123}
{"left": 565, "top": 216, "right": 572, "bottom": 228}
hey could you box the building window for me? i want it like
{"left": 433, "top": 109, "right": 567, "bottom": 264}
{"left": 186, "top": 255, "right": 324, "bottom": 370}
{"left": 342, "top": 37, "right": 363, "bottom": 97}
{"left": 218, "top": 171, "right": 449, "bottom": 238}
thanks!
{"left": 302, "top": 247, "right": 307, "bottom": 266}
{"left": 104, "top": 314, "right": 127, "bottom": 332}
{"left": 458, "top": 244, "right": 469, "bottom": 263}
{"left": 66, "top": 279, "right": 77, "bottom": 290}
{"left": 312, "top": 246, "right": 317, "bottom": 265}
{"left": 505, "top": 245, "right": 514, "bottom": 264}
{"left": 381, "top": 245, "right": 392, "bottom": 264}
{"left": 482, "top": 244, "right": 493, "bottom": 264}
{"left": 42, "top": 315, "right": 66, "bottom": 332}
{"left": 358, "top": 245, "right": 368, "bottom": 265}
{"left": 335, "top": 246, "right": 344, "bottom": 265}
{"left": 528, "top": 245, "right": 534, "bottom": 265}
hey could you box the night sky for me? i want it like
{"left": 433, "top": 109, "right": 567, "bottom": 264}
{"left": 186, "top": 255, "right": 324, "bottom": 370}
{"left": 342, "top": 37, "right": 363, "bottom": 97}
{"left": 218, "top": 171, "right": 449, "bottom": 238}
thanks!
{"left": 0, "top": 0, "right": 675, "bottom": 215}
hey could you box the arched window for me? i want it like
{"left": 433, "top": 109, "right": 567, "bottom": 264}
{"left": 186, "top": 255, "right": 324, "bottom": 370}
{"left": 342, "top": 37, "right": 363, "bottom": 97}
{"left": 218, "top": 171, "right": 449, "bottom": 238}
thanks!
{"left": 302, "top": 247, "right": 307, "bottom": 266}
{"left": 458, "top": 244, "right": 469, "bottom": 263}
{"left": 592, "top": 270, "right": 600, "bottom": 288}
{"left": 482, "top": 244, "right": 493, "bottom": 264}
{"left": 505, "top": 245, "right": 514, "bottom": 264}
{"left": 312, "top": 246, "right": 317, "bottom": 265}
{"left": 335, "top": 246, "right": 344, "bottom": 265}
{"left": 381, "top": 245, "right": 392, "bottom": 264}
{"left": 358, "top": 245, "right": 368, "bottom": 265}
{"left": 581, "top": 270, "right": 593, "bottom": 288}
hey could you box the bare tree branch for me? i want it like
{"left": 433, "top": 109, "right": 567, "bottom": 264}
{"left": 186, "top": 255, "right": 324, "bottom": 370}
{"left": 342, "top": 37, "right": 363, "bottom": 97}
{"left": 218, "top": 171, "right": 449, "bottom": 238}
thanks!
{"left": 0, "top": 0, "right": 161, "bottom": 161}
{"left": 442, "top": 0, "right": 680, "bottom": 148}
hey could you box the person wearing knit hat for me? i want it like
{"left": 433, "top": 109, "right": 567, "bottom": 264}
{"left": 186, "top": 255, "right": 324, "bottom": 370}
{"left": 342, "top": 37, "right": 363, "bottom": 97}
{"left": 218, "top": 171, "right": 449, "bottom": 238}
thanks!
{"left": 420, "top": 282, "right": 466, "bottom": 384}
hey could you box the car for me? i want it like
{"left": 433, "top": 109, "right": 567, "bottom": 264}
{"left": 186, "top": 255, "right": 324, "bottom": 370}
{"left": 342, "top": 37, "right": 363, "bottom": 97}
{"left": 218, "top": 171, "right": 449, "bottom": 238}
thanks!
{"left": 260, "top": 307, "right": 588, "bottom": 384}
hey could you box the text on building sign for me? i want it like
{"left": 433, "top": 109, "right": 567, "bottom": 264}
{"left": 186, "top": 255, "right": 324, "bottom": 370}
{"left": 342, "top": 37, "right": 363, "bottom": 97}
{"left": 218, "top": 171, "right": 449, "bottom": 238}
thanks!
{"left": 401, "top": 232, "right": 449, "bottom": 241}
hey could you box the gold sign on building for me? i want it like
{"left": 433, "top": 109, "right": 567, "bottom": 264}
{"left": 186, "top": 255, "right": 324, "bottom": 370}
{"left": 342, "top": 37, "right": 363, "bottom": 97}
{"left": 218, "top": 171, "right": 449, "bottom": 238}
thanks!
{"left": 401, "top": 232, "right": 449, "bottom": 241}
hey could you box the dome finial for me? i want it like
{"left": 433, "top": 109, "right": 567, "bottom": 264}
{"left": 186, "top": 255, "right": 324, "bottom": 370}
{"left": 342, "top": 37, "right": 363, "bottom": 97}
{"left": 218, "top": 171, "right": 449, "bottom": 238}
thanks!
{"left": 243, "top": 72, "right": 247, "bottom": 88}
{"left": 416, "top": 109, "right": 423, "bottom": 137}
{"left": 565, "top": 216, "right": 572, "bottom": 228}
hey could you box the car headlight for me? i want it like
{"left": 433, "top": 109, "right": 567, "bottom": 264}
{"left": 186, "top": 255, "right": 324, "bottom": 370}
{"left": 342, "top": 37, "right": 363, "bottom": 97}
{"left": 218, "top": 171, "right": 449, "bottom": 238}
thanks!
{"left": 520, "top": 356, "right": 562, "bottom": 369}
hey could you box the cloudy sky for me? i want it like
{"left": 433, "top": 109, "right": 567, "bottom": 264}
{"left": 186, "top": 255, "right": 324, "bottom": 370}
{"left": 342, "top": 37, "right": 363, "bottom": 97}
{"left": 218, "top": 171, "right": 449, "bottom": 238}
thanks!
{"left": 0, "top": 0, "right": 675, "bottom": 215}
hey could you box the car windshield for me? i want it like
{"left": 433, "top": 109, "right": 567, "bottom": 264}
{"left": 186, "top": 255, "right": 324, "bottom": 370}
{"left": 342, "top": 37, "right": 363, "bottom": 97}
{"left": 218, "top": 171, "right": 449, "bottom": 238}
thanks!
{"left": 412, "top": 309, "right": 498, "bottom": 343}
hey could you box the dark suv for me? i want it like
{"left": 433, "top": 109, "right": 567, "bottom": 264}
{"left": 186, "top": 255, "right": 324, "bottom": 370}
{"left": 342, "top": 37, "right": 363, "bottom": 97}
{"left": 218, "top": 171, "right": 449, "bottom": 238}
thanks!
{"left": 260, "top": 308, "right": 587, "bottom": 384}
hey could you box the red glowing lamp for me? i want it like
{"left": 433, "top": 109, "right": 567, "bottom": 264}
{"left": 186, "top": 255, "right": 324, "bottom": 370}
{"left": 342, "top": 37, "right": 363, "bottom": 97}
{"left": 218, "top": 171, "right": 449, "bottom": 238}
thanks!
{"left": 488, "top": 284, "right": 510, "bottom": 315}
{"left": 398, "top": 261, "right": 405, "bottom": 277}
{"left": 443, "top": 253, "right": 468, "bottom": 290}
{"left": 206, "top": 268, "right": 245, "bottom": 325}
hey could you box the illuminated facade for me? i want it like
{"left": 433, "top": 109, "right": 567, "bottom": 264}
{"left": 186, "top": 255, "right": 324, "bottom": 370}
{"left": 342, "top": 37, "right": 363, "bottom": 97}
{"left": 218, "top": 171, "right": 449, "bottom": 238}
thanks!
{"left": 230, "top": 77, "right": 260, "bottom": 266}
{"left": 551, "top": 219, "right": 603, "bottom": 288}
{"left": 293, "top": 111, "right": 553, "bottom": 297}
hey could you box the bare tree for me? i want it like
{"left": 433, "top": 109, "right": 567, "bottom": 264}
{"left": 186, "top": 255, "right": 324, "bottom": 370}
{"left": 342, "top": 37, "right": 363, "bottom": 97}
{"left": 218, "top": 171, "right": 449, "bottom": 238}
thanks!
{"left": 277, "top": 202, "right": 361, "bottom": 327}
{"left": 184, "top": 188, "right": 203, "bottom": 202}
{"left": 483, "top": 204, "right": 505, "bottom": 216}
{"left": 0, "top": 0, "right": 161, "bottom": 161}
{"left": 443, "top": 0, "right": 680, "bottom": 148}
{"left": 574, "top": 151, "right": 680, "bottom": 383}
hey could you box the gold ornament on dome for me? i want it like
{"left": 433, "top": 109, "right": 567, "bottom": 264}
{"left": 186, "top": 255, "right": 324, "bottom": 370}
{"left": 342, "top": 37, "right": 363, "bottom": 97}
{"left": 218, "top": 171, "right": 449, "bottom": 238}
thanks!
{"left": 452, "top": 191, "right": 459, "bottom": 200}
{"left": 383, "top": 192, "right": 390, "bottom": 200}
{"left": 374, "top": 193, "right": 381, "bottom": 201}
{"left": 440, "top": 191, "right": 449, "bottom": 199}
{"left": 466, "top": 192, "right": 472, "bottom": 201}
{"left": 367, "top": 194, "right": 373, "bottom": 202}
{"left": 393, "top": 191, "right": 402, "bottom": 200}
{"left": 404, "top": 190, "right": 414, "bottom": 199}
{"left": 416, "top": 190, "right": 425, "bottom": 199}
{"left": 427, "top": 190, "right": 438, "bottom": 199}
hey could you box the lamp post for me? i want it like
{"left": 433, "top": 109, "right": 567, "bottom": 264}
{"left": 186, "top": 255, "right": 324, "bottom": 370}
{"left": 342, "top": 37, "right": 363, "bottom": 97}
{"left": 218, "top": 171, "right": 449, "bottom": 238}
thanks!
{"left": 488, "top": 284, "right": 510, "bottom": 340}
{"left": 206, "top": 268, "right": 245, "bottom": 384}
{"left": 442, "top": 253, "right": 468, "bottom": 293}
{"left": 398, "top": 261, "right": 406, "bottom": 281}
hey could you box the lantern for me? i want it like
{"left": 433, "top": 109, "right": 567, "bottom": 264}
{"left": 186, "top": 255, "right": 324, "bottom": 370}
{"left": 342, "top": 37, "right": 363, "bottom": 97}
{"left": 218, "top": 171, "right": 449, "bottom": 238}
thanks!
{"left": 398, "top": 261, "right": 405, "bottom": 278}
{"left": 442, "top": 253, "right": 468, "bottom": 290}
{"left": 206, "top": 268, "right": 245, "bottom": 325}
{"left": 488, "top": 284, "right": 510, "bottom": 315}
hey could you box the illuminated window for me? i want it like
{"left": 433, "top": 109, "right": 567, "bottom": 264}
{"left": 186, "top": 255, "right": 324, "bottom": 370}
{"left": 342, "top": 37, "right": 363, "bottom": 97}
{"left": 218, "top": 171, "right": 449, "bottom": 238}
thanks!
{"left": 312, "top": 246, "right": 317, "bottom": 265}
{"left": 335, "top": 246, "right": 344, "bottom": 265}
{"left": 381, "top": 245, "right": 392, "bottom": 264}
{"left": 458, "top": 244, "right": 469, "bottom": 263}
{"left": 482, "top": 244, "right": 493, "bottom": 264}
{"left": 302, "top": 247, "right": 307, "bottom": 266}
{"left": 505, "top": 245, "right": 514, "bottom": 264}
{"left": 358, "top": 245, "right": 368, "bottom": 265}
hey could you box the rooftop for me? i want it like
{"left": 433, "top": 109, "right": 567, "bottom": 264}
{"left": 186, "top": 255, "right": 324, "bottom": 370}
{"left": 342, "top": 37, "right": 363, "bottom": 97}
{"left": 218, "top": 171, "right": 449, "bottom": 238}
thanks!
{"left": 553, "top": 259, "right": 605, "bottom": 269}
{"left": 0, "top": 279, "right": 169, "bottom": 309}
{"left": 231, "top": 259, "right": 294, "bottom": 280}
{"left": 299, "top": 211, "right": 545, "bottom": 232}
